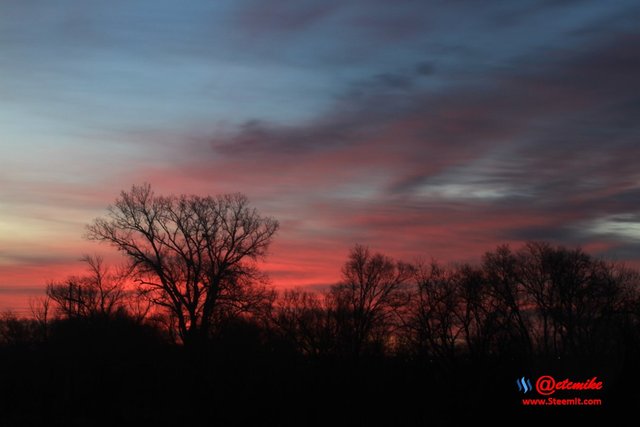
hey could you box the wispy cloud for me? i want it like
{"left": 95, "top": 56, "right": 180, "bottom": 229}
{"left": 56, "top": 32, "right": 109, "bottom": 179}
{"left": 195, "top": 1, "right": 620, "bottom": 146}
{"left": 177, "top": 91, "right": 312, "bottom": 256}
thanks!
{"left": 1, "top": 0, "right": 639, "bottom": 312}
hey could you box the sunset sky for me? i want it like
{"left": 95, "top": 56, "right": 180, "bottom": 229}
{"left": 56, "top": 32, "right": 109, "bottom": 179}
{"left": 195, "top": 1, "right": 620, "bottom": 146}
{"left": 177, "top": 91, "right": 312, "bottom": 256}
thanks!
{"left": 1, "top": 1, "right": 640, "bottom": 313}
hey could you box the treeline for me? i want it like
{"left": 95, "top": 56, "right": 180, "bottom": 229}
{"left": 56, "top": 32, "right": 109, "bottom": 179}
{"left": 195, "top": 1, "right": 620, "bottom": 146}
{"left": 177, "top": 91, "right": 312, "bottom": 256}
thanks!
{"left": 1, "top": 242, "right": 639, "bottom": 426}
{"left": 274, "top": 242, "right": 640, "bottom": 365}
{"left": 8, "top": 241, "right": 639, "bottom": 364}
{"left": 1, "top": 186, "right": 638, "bottom": 425}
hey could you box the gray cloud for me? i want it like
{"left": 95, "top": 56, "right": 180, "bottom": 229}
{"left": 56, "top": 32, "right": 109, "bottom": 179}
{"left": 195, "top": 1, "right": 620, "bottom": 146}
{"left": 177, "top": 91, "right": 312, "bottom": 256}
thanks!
{"left": 177, "top": 28, "right": 640, "bottom": 266}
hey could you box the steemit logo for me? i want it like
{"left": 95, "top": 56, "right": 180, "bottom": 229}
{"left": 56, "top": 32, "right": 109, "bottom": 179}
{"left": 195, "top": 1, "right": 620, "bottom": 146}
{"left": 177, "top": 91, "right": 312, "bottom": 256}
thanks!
{"left": 517, "top": 377, "right": 533, "bottom": 393}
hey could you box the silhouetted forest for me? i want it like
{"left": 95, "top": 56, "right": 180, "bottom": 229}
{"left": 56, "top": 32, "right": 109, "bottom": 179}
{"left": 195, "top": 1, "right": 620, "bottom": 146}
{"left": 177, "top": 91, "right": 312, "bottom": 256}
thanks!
{"left": 1, "top": 186, "right": 639, "bottom": 425}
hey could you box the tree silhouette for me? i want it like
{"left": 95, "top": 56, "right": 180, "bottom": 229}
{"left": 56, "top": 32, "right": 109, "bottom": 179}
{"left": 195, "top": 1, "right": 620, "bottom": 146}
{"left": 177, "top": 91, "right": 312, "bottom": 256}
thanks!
{"left": 86, "top": 184, "right": 279, "bottom": 346}
{"left": 0, "top": 311, "right": 39, "bottom": 347}
{"left": 272, "top": 288, "right": 337, "bottom": 356}
{"left": 481, "top": 245, "right": 533, "bottom": 357}
{"left": 453, "top": 263, "right": 497, "bottom": 361}
{"left": 328, "top": 244, "right": 414, "bottom": 359}
{"left": 29, "top": 295, "right": 51, "bottom": 342}
{"left": 1, "top": 239, "right": 639, "bottom": 426}
{"left": 46, "top": 255, "right": 128, "bottom": 321}
{"left": 403, "top": 260, "right": 462, "bottom": 364}
{"left": 517, "top": 242, "right": 639, "bottom": 359}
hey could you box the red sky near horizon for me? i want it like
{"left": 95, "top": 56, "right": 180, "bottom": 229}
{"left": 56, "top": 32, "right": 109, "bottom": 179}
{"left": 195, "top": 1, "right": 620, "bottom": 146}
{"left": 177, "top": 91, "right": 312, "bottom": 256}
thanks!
{"left": 2, "top": 1, "right": 640, "bottom": 314}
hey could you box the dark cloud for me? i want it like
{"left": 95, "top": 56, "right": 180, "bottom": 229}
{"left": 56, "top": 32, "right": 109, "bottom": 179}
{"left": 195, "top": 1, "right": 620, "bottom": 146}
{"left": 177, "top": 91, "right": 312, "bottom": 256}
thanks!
{"left": 373, "top": 73, "right": 414, "bottom": 90}
{"left": 597, "top": 242, "right": 640, "bottom": 263}
{"left": 211, "top": 116, "right": 370, "bottom": 159}
{"left": 236, "top": 0, "right": 339, "bottom": 34}
{"left": 415, "top": 62, "right": 435, "bottom": 76}
{"left": 183, "top": 28, "right": 640, "bottom": 270}
{"left": 501, "top": 225, "right": 584, "bottom": 244}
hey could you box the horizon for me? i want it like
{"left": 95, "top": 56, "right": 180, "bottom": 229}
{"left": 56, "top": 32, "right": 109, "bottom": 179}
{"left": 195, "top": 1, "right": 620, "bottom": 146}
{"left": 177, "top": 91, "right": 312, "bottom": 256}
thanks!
{"left": 2, "top": 1, "right": 640, "bottom": 314}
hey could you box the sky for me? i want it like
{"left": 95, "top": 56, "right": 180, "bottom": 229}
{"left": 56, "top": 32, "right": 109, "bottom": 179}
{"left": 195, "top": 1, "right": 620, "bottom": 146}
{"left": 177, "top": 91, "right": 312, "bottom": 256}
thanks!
{"left": 1, "top": 0, "right": 640, "bottom": 313}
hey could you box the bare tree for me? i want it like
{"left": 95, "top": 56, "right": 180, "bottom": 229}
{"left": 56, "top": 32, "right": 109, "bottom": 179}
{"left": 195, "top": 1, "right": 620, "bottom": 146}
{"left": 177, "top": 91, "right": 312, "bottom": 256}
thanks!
{"left": 404, "top": 261, "right": 462, "bottom": 363}
{"left": 273, "top": 289, "right": 337, "bottom": 356}
{"left": 454, "top": 263, "right": 498, "bottom": 360}
{"left": 482, "top": 245, "right": 533, "bottom": 357}
{"left": 125, "top": 287, "right": 155, "bottom": 325}
{"left": 517, "top": 242, "right": 639, "bottom": 358}
{"left": 207, "top": 272, "right": 277, "bottom": 337}
{"left": 328, "top": 245, "right": 414, "bottom": 358}
{"left": 85, "top": 184, "right": 279, "bottom": 346}
{"left": 47, "top": 255, "right": 127, "bottom": 320}
{"left": 0, "top": 311, "right": 43, "bottom": 346}
{"left": 29, "top": 295, "right": 51, "bottom": 341}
